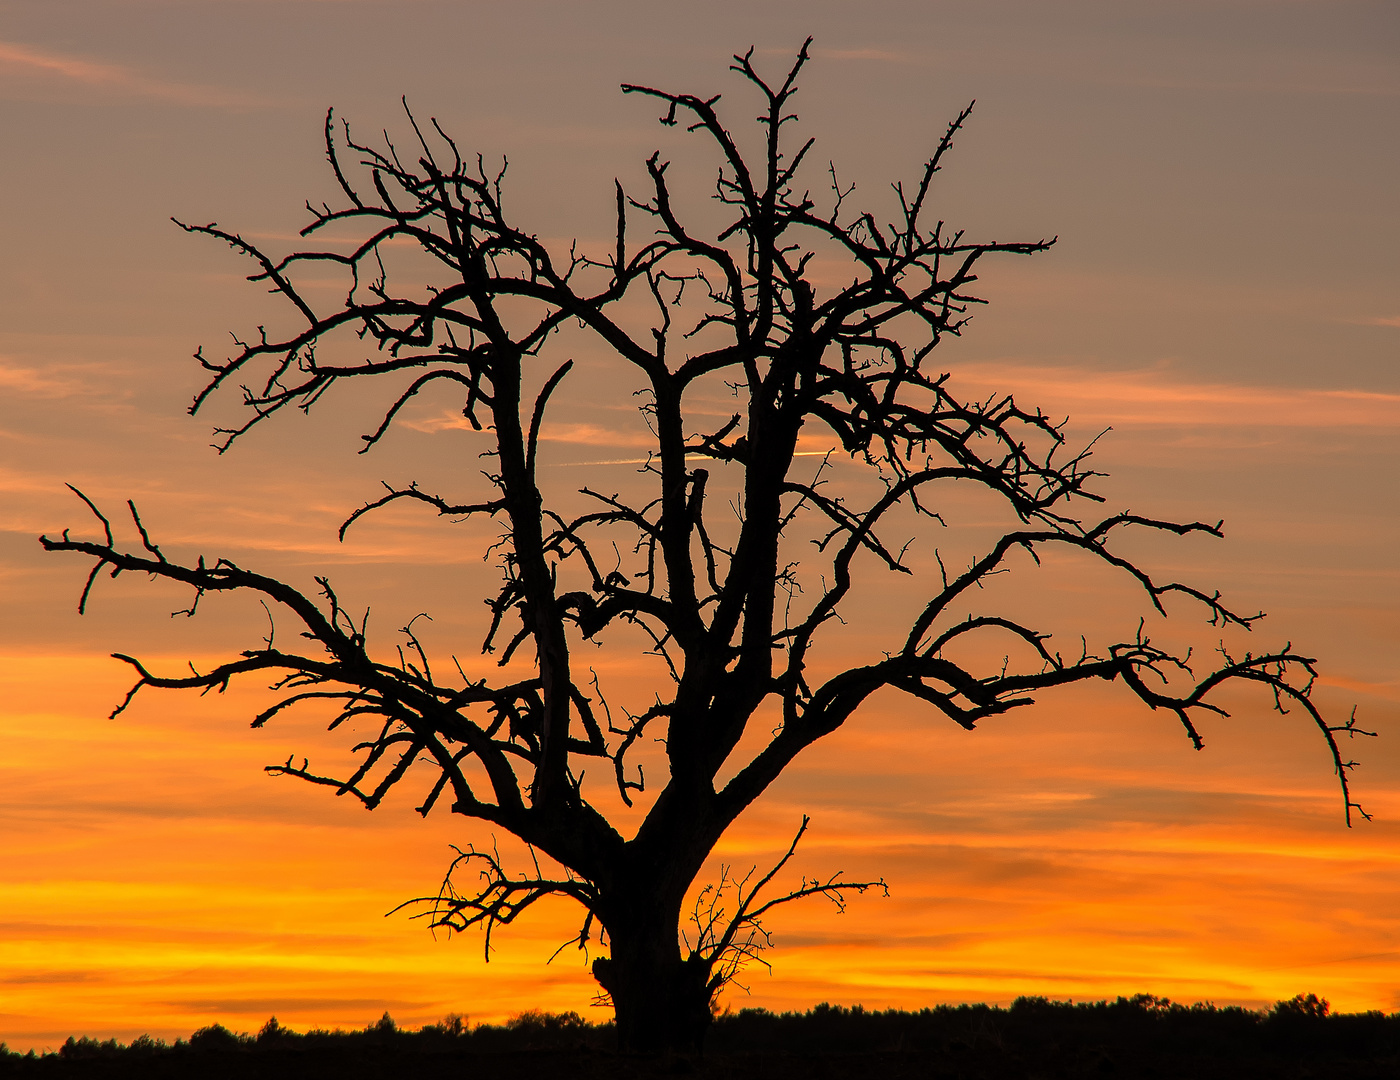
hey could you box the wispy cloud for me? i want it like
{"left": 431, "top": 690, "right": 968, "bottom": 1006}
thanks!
{"left": 950, "top": 364, "right": 1400, "bottom": 429}
{"left": 404, "top": 413, "right": 659, "bottom": 449}
{"left": 0, "top": 40, "right": 266, "bottom": 109}
{"left": 812, "top": 47, "right": 909, "bottom": 63}
{"left": 752, "top": 45, "right": 910, "bottom": 64}
{"left": 0, "top": 359, "right": 102, "bottom": 399}
{"left": 1095, "top": 72, "right": 1400, "bottom": 98}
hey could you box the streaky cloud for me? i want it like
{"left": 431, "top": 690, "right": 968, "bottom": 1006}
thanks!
{"left": 950, "top": 363, "right": 1400, "bottom": 428}
{"left": 0, "top": 39, "right": 272, "bottom": 109}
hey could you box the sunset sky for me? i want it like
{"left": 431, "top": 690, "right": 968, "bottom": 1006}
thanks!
{"left": 1, "top": 0, "right": 1398, "bottom": 1053}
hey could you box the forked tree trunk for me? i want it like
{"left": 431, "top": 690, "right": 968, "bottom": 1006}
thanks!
{"left": 591, "top": 907, "right": 715, "bottom": 1054}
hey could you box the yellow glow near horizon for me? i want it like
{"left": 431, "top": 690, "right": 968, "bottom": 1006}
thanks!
{"left": 2, "top": 653, "right": 1398, "bottom": 1050}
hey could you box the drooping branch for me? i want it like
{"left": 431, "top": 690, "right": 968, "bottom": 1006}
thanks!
{"left": 38, "top": 491, "right": 633, "bottom": 854}
{"left": 399, "top": 841, "right": 600, "bottom": 960}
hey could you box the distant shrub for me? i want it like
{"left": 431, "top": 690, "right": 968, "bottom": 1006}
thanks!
{"left": 125, "top": 1034, "right": 165, "bottom": 1055}
{"left": 257, "top": 1016, "right": 296, "bottom": 1045}
{"left": 189, "top": 1023, "right": 251, "bottom": 1050}
{"left": 506, "top": 1009, "right": 587, "bottom": 1033}
{"left": 430, "top": 1013, "right": 467, "bottom": 1037}
{"left": 58, "top": 1037, "right": 121, "bottom": 1059}
{"left": 1272, "top": 993, "right": 1332, "bottom": 1019}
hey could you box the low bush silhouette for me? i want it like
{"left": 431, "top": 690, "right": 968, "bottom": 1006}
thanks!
{"left": 2, "top": 995, "right": 1398, "bottom": 1078}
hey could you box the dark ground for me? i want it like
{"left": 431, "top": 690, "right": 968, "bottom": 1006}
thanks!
{"left": 3, "top": 995, "right": 1396, "bottom": 1079}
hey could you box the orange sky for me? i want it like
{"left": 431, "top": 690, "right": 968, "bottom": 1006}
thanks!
{"left": 1, "top": 0, "right": 1398, "bottom": 1053}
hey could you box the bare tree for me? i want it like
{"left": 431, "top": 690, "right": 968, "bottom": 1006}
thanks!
{"left": 42, "top": 42, "right": 1370, "bottom": 1053}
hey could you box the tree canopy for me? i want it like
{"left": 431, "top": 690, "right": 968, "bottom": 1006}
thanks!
{"left": 41, "top": 42, "right": 1369, "bottom": 1052}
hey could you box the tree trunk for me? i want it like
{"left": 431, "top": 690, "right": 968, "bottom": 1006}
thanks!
{"left": 591, "top": 913, "right": 714, "bottom": 1054}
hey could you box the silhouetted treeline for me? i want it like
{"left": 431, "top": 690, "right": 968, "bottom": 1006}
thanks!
{"left": 2, "top": 994, "right": 1398, "bottom": 1078}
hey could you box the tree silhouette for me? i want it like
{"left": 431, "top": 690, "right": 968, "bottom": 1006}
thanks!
{"left": 42, "top": 42, "right": 1370, "bottom": 1053}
